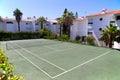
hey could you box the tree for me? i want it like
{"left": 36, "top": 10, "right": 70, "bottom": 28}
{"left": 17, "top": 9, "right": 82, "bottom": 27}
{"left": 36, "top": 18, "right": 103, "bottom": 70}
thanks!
{"left": 99, "top": 29, "right": 109, "bottom": 46}
{"left": 75, "top": 12, "right": 78, "bottom": 18}
{"left": 13, "top": 8, "right": 23, "bottom": 32}
{"left": 0, "top": 16, "right": 4, "bottom": 23}
{"left": 62, "top": 9, "right": 75, "bottom": 38}
{"left": 56, "top": 17, "right": 63, "bottom": 36}
{"left": 57, "top": 8, "right": 76, "bottom": 38}
{"left": 63, "top": 11, "right": 75, "bottom": 38}
{"left": 100, "top": 24, "right": 118, "bottom": 48}
{"left": 107, "top": 24, "right": 118, "bottom": 48}
{"left": 115, "top": 29, "right": 120, "bottom": 43}
{"left": 63, "top": 8, "right": 68, "bottom": 15}
{"left": 36, "top": 17, "right": 47, "bottom": 29}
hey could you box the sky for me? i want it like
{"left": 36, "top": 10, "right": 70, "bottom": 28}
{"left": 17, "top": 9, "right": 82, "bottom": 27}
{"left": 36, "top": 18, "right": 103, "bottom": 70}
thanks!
{"left": 0, "top": 0, "right": 120, "bottom": 19}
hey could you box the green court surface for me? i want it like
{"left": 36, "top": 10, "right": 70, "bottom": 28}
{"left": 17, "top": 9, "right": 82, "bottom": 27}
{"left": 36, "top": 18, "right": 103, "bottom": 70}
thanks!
{"left": 1, "top": 39, "right": 120, "bottom": 80}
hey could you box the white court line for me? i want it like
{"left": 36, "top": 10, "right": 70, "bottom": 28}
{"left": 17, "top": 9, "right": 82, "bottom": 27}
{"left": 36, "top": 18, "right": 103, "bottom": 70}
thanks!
{"left": 52, "top": 51, "right": 111, "bottom": 79}
{"left": 13, "top": 42, "right": 66, "bottom": 72}
{"left": 40, "top": 45, "right": 77, "bottom": 55}
{"left": 13, "top": 48, "right": 53, "bottom": 79}
{"left": 44, "top": 43, "right": 76, "bottom": 51}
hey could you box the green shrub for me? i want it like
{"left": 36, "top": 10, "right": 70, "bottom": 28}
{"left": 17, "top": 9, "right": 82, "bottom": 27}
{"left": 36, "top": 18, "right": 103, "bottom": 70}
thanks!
{"left": 0, "top": 49, "right": 23, "bottom": 80}
{"left": 50, "top": 32, "right": 58, "bottom": 39}
{"left": 40, "top": 28, "right": 51, "bottom": 38}
{"left": 57, "top": 34, "right": 69, "bottom": 41}
{"left": 0, "top": 31, "right": 41, "bottom": 41}
{"left": 86, "top": 36, "right": 95, "bottom": 45}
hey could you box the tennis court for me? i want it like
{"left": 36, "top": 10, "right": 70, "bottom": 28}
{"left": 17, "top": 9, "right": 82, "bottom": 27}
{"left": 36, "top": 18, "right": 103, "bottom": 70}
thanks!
{"left": 1, "top": 39, "right": 120, "bottom": 80}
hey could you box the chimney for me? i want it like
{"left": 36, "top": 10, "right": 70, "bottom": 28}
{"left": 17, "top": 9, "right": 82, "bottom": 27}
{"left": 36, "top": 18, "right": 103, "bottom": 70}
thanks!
{"left": 102, "top": 8, "right": 107, "bottom": 12}
{"left": 101, "top": 8, "right": 107, "bottom": 14}
{"left": 33, "top": 16, "right": 36, "bottom": 19}
{"left": 27, "top": 17, "right": 31, "bottom": 19}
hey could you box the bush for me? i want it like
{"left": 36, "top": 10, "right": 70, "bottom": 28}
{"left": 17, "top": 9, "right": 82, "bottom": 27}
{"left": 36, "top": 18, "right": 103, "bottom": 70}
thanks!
{"left": 86, "top": 36, "right": 95, "bottom": 45}
{"left": 0, "top": 31, "right": 41, "bottom": 41}
{"left": 57, "top": 34, "right": 69, "bottom": 41}
{"left": 40, "top": 28, "right": 51, "bottom": 38}
{"left": 51, "top": 32, "right": 58, "bottom": 39}
{"left": 0, "top": 49, "right": 23, "bottom": 80}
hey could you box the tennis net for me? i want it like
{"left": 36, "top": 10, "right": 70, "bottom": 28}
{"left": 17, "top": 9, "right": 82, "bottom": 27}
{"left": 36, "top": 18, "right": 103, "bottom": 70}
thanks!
{"left": 6, "top": 39, "right": 62, "bottom": 50}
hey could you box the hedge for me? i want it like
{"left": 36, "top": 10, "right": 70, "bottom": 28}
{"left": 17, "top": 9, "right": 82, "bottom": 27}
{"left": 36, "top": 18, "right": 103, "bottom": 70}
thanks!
{"left": 0, "top": 31, "right": 41, "bottom": 41}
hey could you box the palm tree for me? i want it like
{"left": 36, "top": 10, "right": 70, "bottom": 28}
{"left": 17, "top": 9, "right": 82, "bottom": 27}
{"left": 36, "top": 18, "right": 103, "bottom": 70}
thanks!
{"left": 57, "top": 8, "right": 76, "bottom": 38}
{"left": 56, "top": 17, "right": 63, "bottom": 36}
{"left": 37, "top": 17, "right": 47, "bottom": 29}
{"left": 99, "top": 30, "right": 109, "bottom": 46}
{"left": 100, "top": 24, "right": 118, "bottom": 48}
{"left": 75, "top": 12, "right": 78, "bottom": 18}
{"left": 63, "top": 10, "right": 75, "bottom": 38}
{"left": 13, "top": 8, "right": 23, "bottom": 32}
{"left": 107, "top": 24, "right": 118, "bottom": 48}
{"left": 115, "top": 29, "right": 120, "bottom": 43}
{"left": 0, "top": 16, "right": 4, "bottom": 23}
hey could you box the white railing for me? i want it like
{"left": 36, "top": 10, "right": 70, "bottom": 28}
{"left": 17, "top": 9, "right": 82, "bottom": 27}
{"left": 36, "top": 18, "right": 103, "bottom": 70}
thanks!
{"left": 92, "top": 31, "right": 101, "bottom": 46}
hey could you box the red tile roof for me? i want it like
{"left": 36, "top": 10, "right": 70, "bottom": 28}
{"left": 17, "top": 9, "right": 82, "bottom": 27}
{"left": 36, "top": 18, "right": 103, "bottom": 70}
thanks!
{"left": 47, "top": 20, "right": 58, "bottom": 23}
{"left": 3, "top": 18, "right": 59, "bottom": 23}
{"left": 3, "top": 18, "right": 32, "bottom": 22}
{"left": 75, "top": 17, "right": 87, "bottom": 21}
{"left": 87, "top": 10, "right": 120, "bottom": 17}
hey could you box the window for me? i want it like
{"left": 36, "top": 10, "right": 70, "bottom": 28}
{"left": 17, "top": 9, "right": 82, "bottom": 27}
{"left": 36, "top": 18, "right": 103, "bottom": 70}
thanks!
{"left": 88, "top": 32, "right": 93, "bottom": 35}
{"left": 46, "top": 23, "right": 50, "bottom": 26}
{"left": 88, "top": 22, "right": 93, "bottom": 24}
{"left": 99, "top": 28, "right": 102, "bottom": 31}
{"left": 53, "top": 23, "right": 57, "bottom": 25}
{"left": 116, "top": 16, "right": 120, "bottom": 20}
{"left": 88, "top": 22, "right": 93, "bottom": 26}
{"left": 99, "top": 18, "right": 103, "bottom": 21}
{"left": 26, "top": 23, "right": 28, "bottom": 25}
{"left": 35, "top": 23, "right": 39, "bottom": 25}
{"left": 6, "top": 21, "right": 13, "bottom": 24}
{"left": 88, "top": 19, "right": 93, "bottom": 25}
{"left": 110, "top": 21, "right": 115, "bottom": 23}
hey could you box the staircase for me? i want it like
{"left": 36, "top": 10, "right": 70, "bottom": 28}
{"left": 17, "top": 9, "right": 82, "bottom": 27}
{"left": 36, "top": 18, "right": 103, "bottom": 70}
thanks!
{"left": 92, "top": 31, "right": 101, "bottom": 46}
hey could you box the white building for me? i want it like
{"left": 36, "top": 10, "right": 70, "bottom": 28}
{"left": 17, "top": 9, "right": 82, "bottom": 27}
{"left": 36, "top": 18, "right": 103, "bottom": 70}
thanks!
{"left": 70, "top": 17, "right": 88, "bottom": 40}
{"left": 0, "top": 9, "right": 120, "bottom": 48}
{"left": 0, "top": 18, "right": 35, "bottom": 32}
{"left": 86, "top": 9, "right": 120, "bottom": 47}
{"left": 86, "top": 9, "right": 120, "bottom": 38}
{"left": 70, "top": 9, "right": 120, "bottom": 48}
{"left": 45, "top": 20, "right": 60, "bottom": 34}
{"left": 0, "top": 17, "right": 60, "bottom": 33}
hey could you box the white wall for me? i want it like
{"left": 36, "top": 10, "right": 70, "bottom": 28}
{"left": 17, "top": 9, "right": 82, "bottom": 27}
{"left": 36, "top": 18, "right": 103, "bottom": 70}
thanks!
{"left": 87, "top": 14, "right": 115, "bottom": 38}
{"left": 35, "top": 25, "right": 41, "bottom": 31}
{"left": 6, "top": 20, "right": 18, "bottom": 32}
{"left": 71, "top": 21, "right": 78, "bottom": 40}
{"left": 77, "top": 20, "right": 88, "bottom": 36}
{"left": 0, "top": 22, "right": 4, "bottom": 30}
{"left": 116, "top": 20, "right": 120, "bottom": 28}
{"left": 45, "top": 22, "right": 60, "bottom": 34}
{"left": 70, "top": 19, "right": 88, "bottom": 40}
{"left": 20, "top": 21, "right": 34, "bottom": 32}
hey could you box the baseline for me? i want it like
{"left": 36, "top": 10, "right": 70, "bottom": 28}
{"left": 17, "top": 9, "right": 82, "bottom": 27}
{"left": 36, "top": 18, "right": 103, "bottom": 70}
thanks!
{"left": 52, "top": 51, "right": 111, "bottom": 79}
